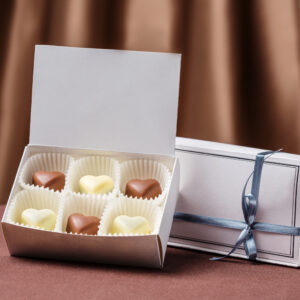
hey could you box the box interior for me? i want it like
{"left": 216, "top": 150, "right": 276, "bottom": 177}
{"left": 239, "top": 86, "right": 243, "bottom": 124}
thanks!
{"left": 2, "top": 145, "right": 179, "bottom": 268}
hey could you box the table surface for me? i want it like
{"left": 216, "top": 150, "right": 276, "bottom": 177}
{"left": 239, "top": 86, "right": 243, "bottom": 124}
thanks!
{"left": 1, "top": 204, "right": 300, "bottom": 300}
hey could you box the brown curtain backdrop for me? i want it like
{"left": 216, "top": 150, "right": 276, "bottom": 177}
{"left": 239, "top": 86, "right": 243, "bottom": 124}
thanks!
{"left": 0, "top": 0, "right": 299, "bottom": 204}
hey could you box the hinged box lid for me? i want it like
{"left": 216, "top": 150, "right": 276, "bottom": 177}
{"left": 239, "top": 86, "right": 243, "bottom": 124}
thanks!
{"left": 30, "top": 45, "right": 181, "bottom": 155}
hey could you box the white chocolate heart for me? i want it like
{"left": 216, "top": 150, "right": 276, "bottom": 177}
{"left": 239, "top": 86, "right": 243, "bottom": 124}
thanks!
{"left": 111, "top": 215, "right": 151, "bottom": 235}
{"left": 79, "top": 175, "right": 114, "bottom": 194}
{"left": 21, "top": 208, "right": 56, "bottom": 231}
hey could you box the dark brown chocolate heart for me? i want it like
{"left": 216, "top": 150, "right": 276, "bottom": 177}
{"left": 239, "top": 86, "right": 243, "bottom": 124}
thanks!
{"left": 125, "top": 179, "right": 162, "bottom": 199}
{"left": 66, "top": 213, "right": 100, "bottom": 235}
{"left": 32, "top": 171, "right": 65, "bottom": 192}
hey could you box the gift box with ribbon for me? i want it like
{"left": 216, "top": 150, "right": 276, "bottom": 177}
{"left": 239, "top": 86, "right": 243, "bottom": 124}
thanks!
{"left": 170, "top": 137, "right": 300, "bottom": 267}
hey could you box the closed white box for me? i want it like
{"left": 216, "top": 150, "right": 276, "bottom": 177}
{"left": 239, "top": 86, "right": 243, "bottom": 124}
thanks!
{"left": 170, "top": 137, "right": 300, "bottom": 267}
{"left": 1, "top": 45, "right": 181, "bottom": 268}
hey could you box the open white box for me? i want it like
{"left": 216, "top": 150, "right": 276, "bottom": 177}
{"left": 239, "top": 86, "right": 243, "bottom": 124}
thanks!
{"left": 1, "top": 46, "right": 181, "bottom": 268}
{"left": 170, "top": 137, "right": 300, "bottom": 267}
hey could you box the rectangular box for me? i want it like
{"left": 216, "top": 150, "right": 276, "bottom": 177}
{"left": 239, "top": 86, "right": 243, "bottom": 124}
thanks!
{"left": 170, "top": 137, "right": 300, "bottom": 267}
{"left": 1, "top": 46, "right": 181, "bottom": 268}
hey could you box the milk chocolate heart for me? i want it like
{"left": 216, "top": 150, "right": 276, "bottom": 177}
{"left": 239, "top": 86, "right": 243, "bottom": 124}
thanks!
{"left": 79, "top": 175, "right": 114, "bottom": 194}
{"left": 32, "top": 171, "right": 65, "bottom": 192}
{"left": 66, "top": 213, "right": 100, "bottom": 235}
{"left": 111, "top": 215, "right": 151, "bottom": 235}
{"left": 125, "top": 179, "right": 162, "bottom": 199}
{"left": 21, "top": 208, "right": 56, "bottom": 231}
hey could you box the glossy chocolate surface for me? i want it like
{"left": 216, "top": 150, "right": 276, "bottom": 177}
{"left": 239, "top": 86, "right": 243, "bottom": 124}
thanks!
{"left": 125, "top": 179, "right": 162, "bottom": 199}
{"left": 32, "top": 171, "right": 65, "bottom": 192}
{"left": 66, "top": 213, "right": 100, "bottom": 235}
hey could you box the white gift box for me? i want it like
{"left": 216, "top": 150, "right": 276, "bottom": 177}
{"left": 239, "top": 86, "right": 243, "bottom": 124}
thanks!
{"left": 170, "top": 137, "right": 300, "bottom": 267}
{"left": 1, "top": 45, "right": 181, "bottom": 268}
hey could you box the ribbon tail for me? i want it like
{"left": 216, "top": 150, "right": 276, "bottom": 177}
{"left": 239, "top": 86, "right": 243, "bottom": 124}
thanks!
{"left": 210, "top": 227, "right": 250, "bottom": 261}
{"left": 244, "top": 231, "right": 257, "bottom": 260}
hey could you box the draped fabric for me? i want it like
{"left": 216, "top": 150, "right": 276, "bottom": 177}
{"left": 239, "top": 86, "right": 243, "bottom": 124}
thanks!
{"left": 0, "top": 0, "right": 299, "bottom": 204}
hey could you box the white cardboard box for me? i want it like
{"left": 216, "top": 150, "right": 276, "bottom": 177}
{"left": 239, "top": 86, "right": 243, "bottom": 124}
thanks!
{"left": 170, "top": 137, "right": 300, "bottom": 267}
{"left": 1, "top": 45, "right": 181, "bottom": 268}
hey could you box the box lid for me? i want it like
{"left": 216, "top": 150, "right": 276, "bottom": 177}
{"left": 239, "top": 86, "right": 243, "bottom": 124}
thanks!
{"left": 30, "top": 45, "right": 181, "bottom": 155}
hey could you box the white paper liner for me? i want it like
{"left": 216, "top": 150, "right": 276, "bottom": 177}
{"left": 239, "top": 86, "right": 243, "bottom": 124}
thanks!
{"left": 6, "top": 189, "right": 61, "bottom": 232}
{"left": 120, "top": 159, "right": 171, "bottom": 206}
{"left": 19, "top": 152, "right": 74, "bottom": 193}
{"left": 99, "top": 197, "right": 162, "bottom": 236}
{"left": 57, "top": 192, "right": 109, "bottom": 235}
{"left": 65, "top": 156, "right": 120, "bottom": 197}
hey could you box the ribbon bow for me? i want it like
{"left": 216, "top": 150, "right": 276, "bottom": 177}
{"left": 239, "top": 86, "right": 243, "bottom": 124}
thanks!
{"left": 210, "top": 150, "right": 280, "bottom": 261}
{"left": 173, "top": 149, "right": 300, "bottom": 261}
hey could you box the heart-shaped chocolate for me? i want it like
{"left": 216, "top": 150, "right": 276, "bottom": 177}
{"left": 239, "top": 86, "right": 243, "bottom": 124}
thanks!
{"left": 111, "top": 215, "right": 151, "bottom": 235}
{"left": 21, "top": 208, "right": 56, "bottom": 231}
{"left": 66, "top": 213, "right": 100, "bottom": 235}
{"left": 125, "top": 179, "right": 162, "bottom": 199}
{"left": 79, "top": 175, "right": 114, "bottom": 194}
{"left": 32, "top": 171, "right": 65, "bottom": 192}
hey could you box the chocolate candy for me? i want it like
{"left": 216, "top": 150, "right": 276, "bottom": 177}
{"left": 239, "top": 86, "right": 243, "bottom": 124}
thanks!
{"left": 21, "top": 208, "right": 56, "bottom": 230}
{"left": 32, "top": 171, "right": 65, "bottom": 192}
{"left": 79, "top": 175, "right": 114, "bottom": 194}
{"left": 125, "top": 179, "right": 162, "bottom": 199}
{"left": 66, "top": 213, "right": 100, "bottom": 235}
{"left": 111, "top": 215, "right": 151, "bottom": 235}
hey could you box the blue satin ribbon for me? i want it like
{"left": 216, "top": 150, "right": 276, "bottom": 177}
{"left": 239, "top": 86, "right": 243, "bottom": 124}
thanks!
{"left": 174, "top": 150, "right": 300, "bottom": 261}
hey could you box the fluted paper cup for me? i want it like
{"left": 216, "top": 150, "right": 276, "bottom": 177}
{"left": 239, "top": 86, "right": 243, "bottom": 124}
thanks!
{"left": 65, "top": 156, "right": 120, "bottom": 197}
{"left": 6, "top": 189, "right": 61, "bottom": 232}
{"left": 19, "top": 152, "right": 74, "bottom": 193}
{"left": 56, "top": 192, "right": 109, "bottom": 235}
{"left": 120, "top": 159, "right": 171, "bottom": 206}
{"left": 99, "top": 197, "right": 162, "bottom": 236}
